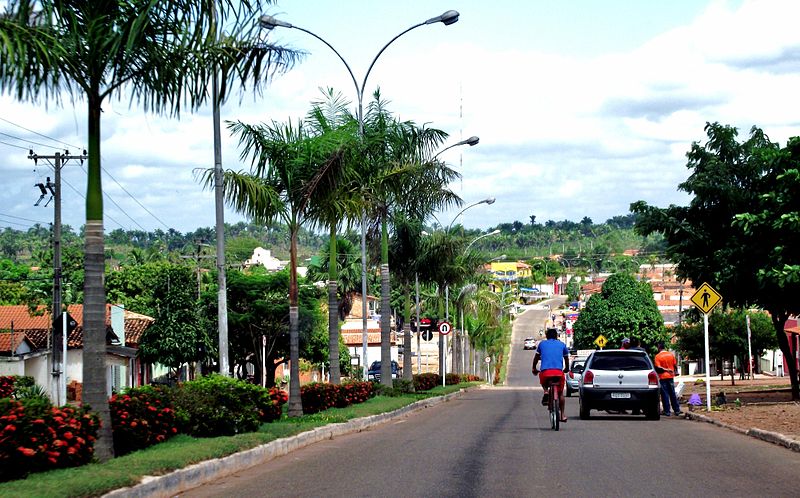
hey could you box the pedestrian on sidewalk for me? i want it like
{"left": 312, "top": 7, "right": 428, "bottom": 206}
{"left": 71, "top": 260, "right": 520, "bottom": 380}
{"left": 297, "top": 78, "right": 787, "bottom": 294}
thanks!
{"left": 654, "top": 342, "right": 682, "bottom": 417}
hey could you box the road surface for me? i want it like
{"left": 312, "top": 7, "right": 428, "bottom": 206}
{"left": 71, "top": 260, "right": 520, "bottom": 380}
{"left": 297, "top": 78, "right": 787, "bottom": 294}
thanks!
{"left": 183, "top": 297, "right": 800, "bottom": 497}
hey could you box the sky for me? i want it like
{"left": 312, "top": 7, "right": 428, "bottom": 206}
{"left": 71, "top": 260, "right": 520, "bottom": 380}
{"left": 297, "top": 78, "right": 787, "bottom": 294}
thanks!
{"left": 2, "top": 0, "right": 800, "bottom": 236}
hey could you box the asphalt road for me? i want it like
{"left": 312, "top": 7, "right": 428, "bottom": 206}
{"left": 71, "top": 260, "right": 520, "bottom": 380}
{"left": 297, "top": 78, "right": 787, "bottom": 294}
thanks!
{"left": 183, "top": 298, "right": 800, "bottom": 497}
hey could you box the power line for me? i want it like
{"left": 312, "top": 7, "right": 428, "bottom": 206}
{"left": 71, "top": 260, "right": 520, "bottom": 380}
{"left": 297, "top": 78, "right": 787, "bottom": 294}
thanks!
{"left": 0, "top": 212, "right": 48, "bottom": 224}
{"left": 100, "top": 164, "right": 171, "bottom": 230}
{"left": 0, "top": 139, "right": 30, "bottom": 151}
{"left": 0, "top": 116, "right": 82, "bottom": 150}
{"left": 0, "top": 131, "right": 60, "bottom": 151}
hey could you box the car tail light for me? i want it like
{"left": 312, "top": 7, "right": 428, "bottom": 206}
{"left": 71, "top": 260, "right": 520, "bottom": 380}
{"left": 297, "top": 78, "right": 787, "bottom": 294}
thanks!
{"left": 568, "top": 371, "right": 574, "bottom": 379}
{"left": 648, "top": 371, "right": 659, "bottom": 386}
{"left": 583, "top": 370, "right": 594, "bottom": 386}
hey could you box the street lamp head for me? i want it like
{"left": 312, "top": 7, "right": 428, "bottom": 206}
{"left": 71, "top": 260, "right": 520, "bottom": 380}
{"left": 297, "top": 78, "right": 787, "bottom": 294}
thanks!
{"left": 489, "top": 229, "right": 501, "bottom": 235}
{"left": 465, "top": 135, "right": 479, "bottom": 146}
{"left": 483, "top": 197, "right": 496, "bottom": 205}
{"left": 259, "top": 14, "right": 293, "bottom": 30}
{"left": 426, "top": 10, "right": 460, "bottom": 26}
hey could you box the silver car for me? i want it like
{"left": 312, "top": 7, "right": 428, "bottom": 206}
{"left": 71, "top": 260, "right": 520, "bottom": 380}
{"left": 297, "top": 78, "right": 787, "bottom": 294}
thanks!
{"left": 579, "top": 349, "right": 661, "bottom": 419}
{"left": 565, "top": 357, "right": 587, "bottom": 397}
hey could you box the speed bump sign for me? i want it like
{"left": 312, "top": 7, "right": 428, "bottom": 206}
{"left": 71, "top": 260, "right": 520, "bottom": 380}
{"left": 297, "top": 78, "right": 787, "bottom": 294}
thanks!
{"left": 594, "top": 334, "right": 608, "bottom": 349}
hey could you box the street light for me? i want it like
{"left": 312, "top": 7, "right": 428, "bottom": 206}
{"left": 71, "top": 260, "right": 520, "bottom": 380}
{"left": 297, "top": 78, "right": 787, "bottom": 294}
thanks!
{"left": 463, "top": 229, "right": 501, "bottom": 256}
{"left": 261, "top": 10, "right": 460, "bottom": 385}
{"left": 447, "top": 196, "right": 494, "bottom": 233}
{"left": 433, "top": 135, "right": 479, "bottom": 160}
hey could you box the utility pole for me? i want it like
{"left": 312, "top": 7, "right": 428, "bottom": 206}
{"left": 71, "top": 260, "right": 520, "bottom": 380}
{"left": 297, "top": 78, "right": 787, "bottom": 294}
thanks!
{"left": 30, "top": 149, "right": 87, "bottom": 405}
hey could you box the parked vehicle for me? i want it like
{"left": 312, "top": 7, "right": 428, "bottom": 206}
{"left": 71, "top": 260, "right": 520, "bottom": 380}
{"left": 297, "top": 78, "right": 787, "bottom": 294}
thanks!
{"left": 579, "top": 350, "right": 661, "bottom": 419}
{"left": 367, "top": 360, "right": 400, "bottom": 381}
{"left": 523, "top": 337, "right": 537, "bottom": 350}
{"left": 565, "top": 357, "right": 587, "bottom": 397}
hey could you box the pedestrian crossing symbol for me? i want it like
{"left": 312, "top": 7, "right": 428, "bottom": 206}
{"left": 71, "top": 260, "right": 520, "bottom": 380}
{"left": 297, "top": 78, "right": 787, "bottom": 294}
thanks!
{"left": 594, "top": 334, "right": 607, "bottom": 348}
{"left": 690, "top": 282, "right": 722, "bottom": 314}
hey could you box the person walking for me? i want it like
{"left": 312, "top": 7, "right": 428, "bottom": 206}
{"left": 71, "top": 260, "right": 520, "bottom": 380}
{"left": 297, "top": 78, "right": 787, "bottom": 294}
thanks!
{"left": 654, "top": 342, "right": 682, "bottom": 417}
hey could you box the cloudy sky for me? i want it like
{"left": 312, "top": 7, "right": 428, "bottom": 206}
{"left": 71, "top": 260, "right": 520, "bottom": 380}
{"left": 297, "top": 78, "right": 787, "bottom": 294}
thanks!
{"left": 2, "top": 0, "right": 800, "bottom": 235}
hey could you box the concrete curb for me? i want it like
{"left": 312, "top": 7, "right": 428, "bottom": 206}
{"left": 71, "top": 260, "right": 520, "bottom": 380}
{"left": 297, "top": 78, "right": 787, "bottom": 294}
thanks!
{"left": 103, "top": 388, "right": 470, "bottom": 498}
{"left": 686, "top": 412, "right": 800, "bottom": 452}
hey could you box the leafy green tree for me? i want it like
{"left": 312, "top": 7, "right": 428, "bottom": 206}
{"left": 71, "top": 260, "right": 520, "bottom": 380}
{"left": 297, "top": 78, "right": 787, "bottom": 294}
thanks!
{"left": 632, "top": 123, "right": 800, "bottom": 398}
{"left": 675, "top": 309, "right": 777, "bottom": 384}
{"left": 566, "top": 276, "right": 581, "bottom": 302}
{"left": 0, "top": 0, "right": 299, "bottom": 458}
{"left": 573, "top": 272, "right": 667, "bottom": 352}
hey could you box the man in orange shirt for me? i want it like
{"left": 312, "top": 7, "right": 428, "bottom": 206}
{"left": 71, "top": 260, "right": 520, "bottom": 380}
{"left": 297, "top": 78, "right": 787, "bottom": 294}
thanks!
{"left": 654, "top": 342, "right": 682, "bottom": 417}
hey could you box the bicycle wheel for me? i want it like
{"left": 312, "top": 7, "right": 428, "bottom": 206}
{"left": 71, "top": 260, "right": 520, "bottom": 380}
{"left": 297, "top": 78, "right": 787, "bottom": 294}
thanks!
{"left": 552, "top": 388, "right": 560, "bottom": 431}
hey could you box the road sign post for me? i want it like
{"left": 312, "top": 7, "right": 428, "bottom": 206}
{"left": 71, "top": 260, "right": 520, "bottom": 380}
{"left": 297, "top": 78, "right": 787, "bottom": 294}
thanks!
{"left": 439, "top": 322, "right": 451, "bottom": 386}
{"left": 691, "top": 282, "right": 722, "bottom": 411}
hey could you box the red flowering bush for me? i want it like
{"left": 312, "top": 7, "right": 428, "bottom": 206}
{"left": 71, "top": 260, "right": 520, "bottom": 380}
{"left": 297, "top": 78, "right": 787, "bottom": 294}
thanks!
{"left": 445, "top": 373, "right": 461, "bottom": 386}
{"left": 460, "top": 374, "right": 482, "bottom": 382}
{"left": 0, "top": 397, "right": 99, "bottom": 482}
{"left": 0, "top": 376, "right": 15, "bottom": 398}
{"left": 109, "top": 385, "right": 177, "bottom": 456}
{"left": 413, "top": 373, "right": 441, "bottom": 391}
{"left": 301, "top": 381, "right": 375, "bottom": 414}
{"left": 262, "top": 387, "right": 288, "bottom": 422}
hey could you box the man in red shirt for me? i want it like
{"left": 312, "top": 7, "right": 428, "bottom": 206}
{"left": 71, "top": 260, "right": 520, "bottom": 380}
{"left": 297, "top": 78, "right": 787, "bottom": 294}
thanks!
{"left": 654, "top": 342, "right": 682, "bottom": 417}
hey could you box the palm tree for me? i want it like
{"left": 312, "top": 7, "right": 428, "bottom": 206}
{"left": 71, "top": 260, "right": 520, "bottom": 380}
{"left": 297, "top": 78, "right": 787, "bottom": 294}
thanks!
{"left": 0, "top": 0, "right": 299, "bottom": 460}
{"left": 360, "top": 92, "right": 461, "bottom": 386}
{"left": 210, "top": 113, "right": 354, "bottom": 416}
{"left": 303, "top": 89, "right": 361, "bottom": 384}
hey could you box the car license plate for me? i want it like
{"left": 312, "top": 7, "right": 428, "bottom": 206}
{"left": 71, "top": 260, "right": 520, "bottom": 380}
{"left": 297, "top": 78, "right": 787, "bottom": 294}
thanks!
{"left": 611, "top": 392, "right": 630, "bottom": 399}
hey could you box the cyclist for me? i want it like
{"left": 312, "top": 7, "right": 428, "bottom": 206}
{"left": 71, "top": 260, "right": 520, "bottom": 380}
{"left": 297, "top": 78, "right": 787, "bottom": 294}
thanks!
{"left": 532, "top": 327, "right": 570, "bottom": 423}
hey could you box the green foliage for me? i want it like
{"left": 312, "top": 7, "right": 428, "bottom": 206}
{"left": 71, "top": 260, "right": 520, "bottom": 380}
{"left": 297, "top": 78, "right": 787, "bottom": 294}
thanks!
{"left": 170, "top": 375, "right": 278, "bottom": 437}
{"left": 573, "top": 273, "right": 668, "bottom": 351}
{"left": 675, "top": 309, "right": 777, "bottom": 364}
{"left": 0, "top": 397, "right": 100, "bottom": 482}
{"left": 566, "top": 276, "right": 581, "bottom": 301}
{"left": 445, "top": 373, "right": 461, "bottom": 386}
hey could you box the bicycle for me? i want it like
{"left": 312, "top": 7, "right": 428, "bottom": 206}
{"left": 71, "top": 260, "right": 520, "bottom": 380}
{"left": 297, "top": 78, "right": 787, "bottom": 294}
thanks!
{"left": 544, "top": 377, "right": 562, "bottom": 431}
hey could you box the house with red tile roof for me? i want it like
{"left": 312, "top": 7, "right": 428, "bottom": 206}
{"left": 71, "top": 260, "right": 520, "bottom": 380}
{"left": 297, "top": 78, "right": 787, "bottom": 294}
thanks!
{"left": 0, "top": 304, "right": 154, "bottom": 403}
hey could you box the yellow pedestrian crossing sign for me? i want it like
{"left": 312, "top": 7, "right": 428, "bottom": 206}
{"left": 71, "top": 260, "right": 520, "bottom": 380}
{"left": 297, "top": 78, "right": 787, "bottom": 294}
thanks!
{"left": 691, "top": 282, "right": 722, "bottom": 314}
{"left": 594, "top": 334, "right": 608, "bottom": 348}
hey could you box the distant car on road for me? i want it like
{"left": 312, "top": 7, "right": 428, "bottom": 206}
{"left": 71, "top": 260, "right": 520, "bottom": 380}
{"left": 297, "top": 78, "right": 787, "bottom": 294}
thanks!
{"left": 523, "top": 337, "right": 536, "bottom": 350}
{"left": 367, "top": 360, "right": 400, "bottom": 382}
{"left": 566, "top": 357, "right": 587, "bottom": 397}
{"left": 579, "top": 349, "right": 661, "bottom": 419}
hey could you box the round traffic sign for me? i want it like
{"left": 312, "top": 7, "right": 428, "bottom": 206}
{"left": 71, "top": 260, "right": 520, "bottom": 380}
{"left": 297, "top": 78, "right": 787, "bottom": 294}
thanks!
{"left": 484, "top": 356, "right": 491, "bottom": 364}
{"left": 438, "top": 321, "right": 452, "bottom": 335}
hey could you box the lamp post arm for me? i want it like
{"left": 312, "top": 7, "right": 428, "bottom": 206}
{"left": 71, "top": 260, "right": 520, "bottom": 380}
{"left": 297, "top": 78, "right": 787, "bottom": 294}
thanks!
{"left": 463, "top": 230, "right": 500, "bottom": 255}
{"left": 360, "top": 21, "right": 426, "bottom": 106}
{"left": 448, "top": 200, "right": 482, "bottom": 233}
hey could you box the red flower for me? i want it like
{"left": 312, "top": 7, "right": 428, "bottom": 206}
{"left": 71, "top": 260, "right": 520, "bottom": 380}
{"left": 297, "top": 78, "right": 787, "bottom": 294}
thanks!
{"left": 63, "top": 431, "right": 74, "bottom": 440}
{"left": 18, "top": 447, "right": 36, "bottom": 457}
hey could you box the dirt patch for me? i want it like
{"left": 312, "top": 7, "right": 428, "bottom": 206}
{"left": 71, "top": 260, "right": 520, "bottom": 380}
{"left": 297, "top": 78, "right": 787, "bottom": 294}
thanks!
{"left": 679, "top": 376, "right": 800, "bottom": 441}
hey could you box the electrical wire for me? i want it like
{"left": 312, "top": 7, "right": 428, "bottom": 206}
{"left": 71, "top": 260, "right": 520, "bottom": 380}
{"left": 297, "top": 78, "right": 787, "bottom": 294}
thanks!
{"left": 0, "top": 212, "right": 48, "bottom": 224}
{"left": 0, "top": 116, "right": 82, "bottom": 150}
{"left": 0, "top": 131, "right": 60, "bottom": 151}
{"left": 0, "top": 139, "right": 30, "bottom": 151}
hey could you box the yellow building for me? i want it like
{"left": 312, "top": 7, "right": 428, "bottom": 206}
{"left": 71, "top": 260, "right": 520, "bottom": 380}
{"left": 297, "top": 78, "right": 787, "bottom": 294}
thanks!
{"left": 488, "top": 261, "right": 531, "bottom": 293}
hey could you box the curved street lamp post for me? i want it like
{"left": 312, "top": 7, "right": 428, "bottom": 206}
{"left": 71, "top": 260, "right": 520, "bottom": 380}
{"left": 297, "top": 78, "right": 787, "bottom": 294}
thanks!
{"left": 261, "top": 10, "right": 460, "bottom": 388}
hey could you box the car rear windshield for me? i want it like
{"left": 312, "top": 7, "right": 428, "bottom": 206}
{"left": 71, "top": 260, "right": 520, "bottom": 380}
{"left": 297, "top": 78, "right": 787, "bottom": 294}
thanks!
{"left": 589, "top": 353, "right": 650, "bottom": 371}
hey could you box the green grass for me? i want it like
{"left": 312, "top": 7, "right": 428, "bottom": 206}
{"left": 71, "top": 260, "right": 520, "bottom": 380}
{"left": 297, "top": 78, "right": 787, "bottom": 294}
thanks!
{"left": 0, "top": 384, "right": 472, "bottom": 497}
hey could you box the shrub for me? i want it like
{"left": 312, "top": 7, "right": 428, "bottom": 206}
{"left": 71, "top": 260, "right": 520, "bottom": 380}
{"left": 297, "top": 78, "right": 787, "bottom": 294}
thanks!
{"left": 263, "top": 387, "right": 288, "bottom": 422}
{"left": 300, "top": 382, "right": 339, "bottom": 414}
{"left": 445, "top": 373, "right": 461, "bottom": 386}
{"left": 413, "top": 373, "right": 441, "bottom": 392}
{"left": 0, "top": 375, "right": 36, "bottom": 399}
{"left": 392, "top": 378, "right": 415, "bottom": 394}
{"left": 171, "top": 374, "right": 277, "bottom": 437}
{"left": 109, "top": 385, "right": 177, "bottom": 456}
{"left": 0, "top": 397, "right": 99, "bottom": 482}
{"left": 300, "top": 381, "right": 375, "bottom": 414}
{"left": 460, "top": 374, "right": 482, "bottom": 382}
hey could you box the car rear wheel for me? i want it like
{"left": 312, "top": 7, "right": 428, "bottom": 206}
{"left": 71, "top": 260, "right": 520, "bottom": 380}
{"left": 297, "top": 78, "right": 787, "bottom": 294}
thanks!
{"left": 579, "top": 398, "right": 591, "bottom": 419}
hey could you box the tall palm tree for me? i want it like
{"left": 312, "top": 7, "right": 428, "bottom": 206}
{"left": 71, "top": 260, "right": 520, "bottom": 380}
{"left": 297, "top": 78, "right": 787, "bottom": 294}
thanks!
{"left": 303, "top": 89, "right": 361, "bottom": 384}
{"left": 360, "top": 91, "right": 461, "bottom": 386}
{"left": 0, "top": 0, "right": 299, "bottom": 460}
{"left": 209, "top": 114, "right": 354, "bottom": 416}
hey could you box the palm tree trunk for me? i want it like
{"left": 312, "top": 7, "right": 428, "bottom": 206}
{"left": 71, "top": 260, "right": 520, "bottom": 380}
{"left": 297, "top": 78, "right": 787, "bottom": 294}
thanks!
{"left": 288, "top": 227, "right": 303, "bottom": 416}
{"left": 83, "top": 95, "right": 113, "bottom": 461}
{"left": 403, "top": 288, "right": 412, "bottom": 380}
{"left": 327, "top": 227, "right": 340, "bottom": 384}
{"left": 380, "top": 219, "right": 392, "bottom": 387}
